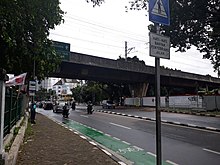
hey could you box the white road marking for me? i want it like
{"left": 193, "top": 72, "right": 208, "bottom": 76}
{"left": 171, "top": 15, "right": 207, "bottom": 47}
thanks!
{"left": 80, "top": 115, "right": 88, "bottom": 118}
{"left": 133, "top": 146, "right": 144, "bottom": 151}
{"left": 105, "top": 133, "right": 111, "bottom": 137}
{"left": 118, "top": 162, "right": 127, "bottom": 165}
{"left": 89, "top": 141, "right": 97, "bottom": 146}
{"left": 206, "top": 127, "right": 217, "bottom": 130}
{"left": 122, "top": 141, "right": 130, "bottom": 145}
{"left": 80, "top": 135, "right": 87, "bottom": 139}
{"left": 187, "top": 124, "right": 197, "bottom": 127}
{"left": 203, "top": 148, "right": 220, "bottom": 155}
{"left": 166, "top": 160, "right": 179, "bottom": 165}
{"left": 101, "top": 149, "right": 112, "bottom": 156}
{"left": 147, "top": 152, "right": 156, "bottom": 157}
{"left": 113, "top": 137, "right": 121, "bottom": 141}
{"left": 100, "top": 111, "right": 220, "bottom": 134}
{"left": 109, "top": 122, "right": 131, "bottom": 130}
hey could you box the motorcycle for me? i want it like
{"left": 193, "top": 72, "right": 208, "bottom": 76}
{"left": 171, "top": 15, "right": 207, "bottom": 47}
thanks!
{"left": 87, "top": 101, "right": 93, "bottom": 114}
{"left": 62, "top": 103, "right": 69, "bottom": 118}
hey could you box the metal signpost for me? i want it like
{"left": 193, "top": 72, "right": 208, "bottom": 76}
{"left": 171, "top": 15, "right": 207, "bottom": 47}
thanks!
{"left": 149, "top": 0, "right": 170, "bottom": 165}
{"left": 29, "top": 81, "right": 36, "bottom": 96}
{"left": 52, "top": 41, "right": 71, "bottom": 61}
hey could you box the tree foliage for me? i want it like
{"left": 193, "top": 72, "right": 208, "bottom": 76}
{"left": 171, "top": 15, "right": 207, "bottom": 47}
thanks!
{"left": 0, "top": 0, "right": 64, "bottom": 79}
{"left": 128, "top": 0, "right": 220, "bottom": 72}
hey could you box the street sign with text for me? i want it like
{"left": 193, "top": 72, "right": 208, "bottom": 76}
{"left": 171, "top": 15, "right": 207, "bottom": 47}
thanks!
{"left": 52, "top": 41, "right": 70, "bottom": 61}
{"left": 149, "top": 0, "right": 170, "bottom": 25}
{"left": 149, "top": 32, "right": 170, "bottom": 59}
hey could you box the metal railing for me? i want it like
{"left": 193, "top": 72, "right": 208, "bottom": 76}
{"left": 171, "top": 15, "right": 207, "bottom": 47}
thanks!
{"left": 4, "top": 89, "right": 23, "bottom": 137}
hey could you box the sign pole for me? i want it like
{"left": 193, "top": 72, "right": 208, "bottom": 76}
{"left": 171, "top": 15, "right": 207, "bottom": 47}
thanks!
{"left": 149, "top": 0, "right": 170, "bottom": 164}
{"left": 155, "top": 23, "right": 161, "bottom": 165}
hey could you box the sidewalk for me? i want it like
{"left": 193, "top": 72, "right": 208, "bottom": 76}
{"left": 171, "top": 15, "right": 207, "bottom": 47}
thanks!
{"left": 16, "top": 113, "right": 119, "bottom": 165}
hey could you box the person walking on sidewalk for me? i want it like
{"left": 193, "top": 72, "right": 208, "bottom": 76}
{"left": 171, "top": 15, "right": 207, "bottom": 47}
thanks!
{"left": 30, "top": 101, "right": 36, "bottom": 124}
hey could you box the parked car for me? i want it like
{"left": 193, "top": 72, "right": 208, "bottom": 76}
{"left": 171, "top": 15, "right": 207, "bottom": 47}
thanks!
{"left": 101, "top": 100, "right": 115, "bottom": 109}
{"left": 53, "top": 101, "right": 66, "bottom": 113}
{"left": 43, "top": 101, "right": 53, "bottom": 110}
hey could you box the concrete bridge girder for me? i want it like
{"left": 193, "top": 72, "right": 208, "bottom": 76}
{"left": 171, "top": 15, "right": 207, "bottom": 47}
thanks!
{"left": 129, "top": 83, "right": 149, "bottom": 98}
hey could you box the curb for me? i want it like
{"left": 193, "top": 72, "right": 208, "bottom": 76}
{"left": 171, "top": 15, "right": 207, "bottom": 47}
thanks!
{"left": 96, "top": 110, "right": 220, "bottom": 133}
{"left": 161, "top": 109, "right": 220, "bottom": 118}
{"left": 4, "top": 112, "right": 29, "bottom": 165}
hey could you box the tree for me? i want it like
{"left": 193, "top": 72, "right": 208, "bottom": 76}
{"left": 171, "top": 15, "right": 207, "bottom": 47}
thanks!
{"left": 0, "top": 0, "right": 64, "bottom": 80}
{"left": 127, "top": 0, "right": 220, "bottom": 73}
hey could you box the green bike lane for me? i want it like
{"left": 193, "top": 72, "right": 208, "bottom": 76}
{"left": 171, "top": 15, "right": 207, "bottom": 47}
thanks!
{"left": 62, "top": 118, "right": 171, "bottom": 165}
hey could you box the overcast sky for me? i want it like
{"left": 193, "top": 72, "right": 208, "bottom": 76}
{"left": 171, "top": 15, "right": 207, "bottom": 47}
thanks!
{"left": 49, "top": 0, "right": 217, "bottom": 77}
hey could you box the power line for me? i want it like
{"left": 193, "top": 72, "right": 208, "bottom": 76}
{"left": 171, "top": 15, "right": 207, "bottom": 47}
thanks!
{"left": 50, "top": 32, "right": 124, "bottom": 49}
{"left": 63, "top": 14, "right": 148, "bottom": 43}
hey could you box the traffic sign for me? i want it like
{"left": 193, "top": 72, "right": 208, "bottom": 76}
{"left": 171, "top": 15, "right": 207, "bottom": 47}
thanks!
{"left": 52, "top": 41, "right": 70, "bottom": 61}
{"left": 149, "top": 0, "right": 170, "bottom": 25}
{"left": 149, "top": 32, "right": 170, "bottom": 59}
{"left": 29, "top": 81, "right": 36, "bottom": 96}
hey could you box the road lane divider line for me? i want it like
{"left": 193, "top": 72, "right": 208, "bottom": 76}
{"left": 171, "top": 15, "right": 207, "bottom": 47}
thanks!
{"left": 203, "top": 148, "right": 220, "bottom": 155}
{"left": 133, "top": 146, "right": 144, "bottom": 151}
{"left": 97, "top": 110, "right": 220, "bottom": 133}
{"left": 122, "top": 141, "right": 130, "bottom": 145}
{"left": 113, "top": 137, "right": 121, "bottom": 141}
{"left": 109, "top": 122, "right": 131, "bottom": 130}
{"left": 147, "top": 152, "right": 156, "bottom": 157}
{"left": 166, "top": 160, "right": 179, "bottom": 165}
{"left": 80, "top": 115, "right": 88, "bottom": 118}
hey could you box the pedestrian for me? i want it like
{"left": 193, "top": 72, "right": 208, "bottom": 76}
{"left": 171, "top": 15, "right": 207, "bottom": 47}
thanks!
{"left": 30, "top": 101, "right": 36, "bottom": 124}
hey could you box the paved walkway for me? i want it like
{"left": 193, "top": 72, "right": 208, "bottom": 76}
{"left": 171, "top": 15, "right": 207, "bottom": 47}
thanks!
{"left": 16, "top": 113, "right": 120, "bottom": 165}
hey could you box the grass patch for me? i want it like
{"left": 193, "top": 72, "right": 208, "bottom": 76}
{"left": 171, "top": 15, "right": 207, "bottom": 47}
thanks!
{"left": 24, "top": 122, "right": 34, "bottom": 141}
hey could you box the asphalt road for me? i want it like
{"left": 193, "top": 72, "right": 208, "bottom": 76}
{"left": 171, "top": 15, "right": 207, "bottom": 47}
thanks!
{"left": 94, "top": 107, "right": 220, "bottom": 129}
{"left": 37, "top": 107, "right": 220, "bottom": 165}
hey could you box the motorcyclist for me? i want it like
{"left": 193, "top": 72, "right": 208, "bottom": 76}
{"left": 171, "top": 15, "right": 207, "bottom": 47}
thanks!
{"left": 71, "top": 100, "right": 76, "bottom": 110}
{"left": 87, "top": 101, "right": 93, "bottom": 114}
{"left": 62, "top": 103, "right": 69, "bottom": 118}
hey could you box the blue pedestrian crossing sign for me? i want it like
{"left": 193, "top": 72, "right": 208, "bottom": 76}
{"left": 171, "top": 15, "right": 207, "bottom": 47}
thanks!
{"left": 149, "top": 0, "right": 170, "bottom": 25}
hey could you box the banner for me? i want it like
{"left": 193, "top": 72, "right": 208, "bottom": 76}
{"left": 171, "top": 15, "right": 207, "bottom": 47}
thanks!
{"left": 6, "top": 73, "right": 27, "bottom": 86}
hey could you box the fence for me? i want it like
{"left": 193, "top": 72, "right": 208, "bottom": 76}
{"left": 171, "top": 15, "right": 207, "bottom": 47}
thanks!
{"left": 125, "top": 95, "right": 204, "bottom": 109}
{"left": 4, "top": 89, "right": 23, "bottom": 137}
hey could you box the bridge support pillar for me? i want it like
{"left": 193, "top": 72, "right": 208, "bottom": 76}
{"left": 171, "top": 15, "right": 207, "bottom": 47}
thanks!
{"left": 129, "top": 82, "right": 149, "bottom": 98}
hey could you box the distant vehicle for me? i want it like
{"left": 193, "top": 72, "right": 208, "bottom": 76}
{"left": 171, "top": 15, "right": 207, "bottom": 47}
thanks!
{"left": 36, "top": 101, "right": 43, "bottom": 108}
{"left": 43, "top": 101, "right": 53, "bottom": 110}
{"left": 102, "top": 100, "right": 115, "bottom": 109}
{"left": 53, "top": 101, "right": 66, "bottom": 113}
